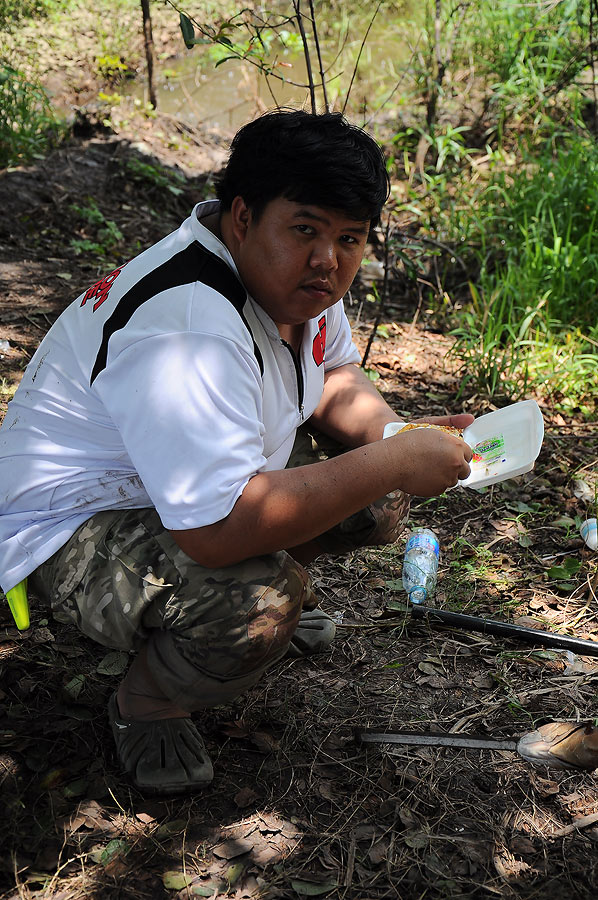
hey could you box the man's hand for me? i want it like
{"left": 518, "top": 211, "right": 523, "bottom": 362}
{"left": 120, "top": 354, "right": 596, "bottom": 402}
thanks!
{"left": 385, "top": 425, "right": 473, "bottom": 496}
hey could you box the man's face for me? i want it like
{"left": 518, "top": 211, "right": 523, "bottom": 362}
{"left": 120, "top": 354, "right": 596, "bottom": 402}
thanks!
{"left": 230, "top": 196, "right": 370, "bottom": 327}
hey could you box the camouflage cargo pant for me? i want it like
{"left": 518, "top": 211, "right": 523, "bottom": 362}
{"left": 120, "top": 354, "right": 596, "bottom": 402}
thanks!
{"left": 30, "top": 425, "right": 410, "bottom": 710}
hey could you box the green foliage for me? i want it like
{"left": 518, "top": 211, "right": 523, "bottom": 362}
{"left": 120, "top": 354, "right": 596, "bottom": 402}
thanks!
{"left": 69, "top": 198, "right": 123, "bottom": 257}
{"left": 0, "top": 62, "right": 65, "bottom": 167}
{"left": 478, "top": 140, "right": 598, "bottom": 327}
{"left": 178, "top": 7, "right": 302, "bottom": 80}
{"left": 124, "top": 157, "right": 186, "bottom": 196}
{"left": 95, "top": 54, "right": 131, "bottom": 83}
{"left": 0, "top": 0, "right": 59, "bottom": 30}
{"left": 450, "top": 138, "right": 598, "bottom": 412}
{"left": 546, "top": 557, "right": 581, "bottom": 580}
{"left": 468, "top": 0, "right": 590, "bottom": 136}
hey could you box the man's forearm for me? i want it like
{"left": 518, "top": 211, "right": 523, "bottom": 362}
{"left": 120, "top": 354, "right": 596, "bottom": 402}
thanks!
{"left": 170, "top": 426, "right": 472, "bottom": 568}
{"left": 170, "top": 441, "right": 397, "bottom": 567}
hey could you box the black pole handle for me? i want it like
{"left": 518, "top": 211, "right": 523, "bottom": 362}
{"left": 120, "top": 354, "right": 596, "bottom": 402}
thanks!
{"left": 410, "top": 604, "right": 598, "bottom": 658}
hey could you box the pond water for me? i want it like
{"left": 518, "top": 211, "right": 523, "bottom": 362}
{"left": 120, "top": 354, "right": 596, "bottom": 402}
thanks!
{"left": 128, "top": 2, "right": 421, "bottom": 133}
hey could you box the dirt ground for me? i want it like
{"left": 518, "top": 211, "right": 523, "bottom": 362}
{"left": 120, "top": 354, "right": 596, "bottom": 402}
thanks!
{"left": 1, "top": 117, "right": 598, "bottom": 900}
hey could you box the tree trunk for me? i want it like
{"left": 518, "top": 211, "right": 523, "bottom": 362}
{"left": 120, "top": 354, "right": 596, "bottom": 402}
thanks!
{"left": 140, "top": 0, "right": 157, "bottom": 109}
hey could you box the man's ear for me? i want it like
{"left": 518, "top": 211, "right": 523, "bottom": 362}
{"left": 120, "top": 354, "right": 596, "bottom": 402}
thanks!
{"left": 229, "top": 196, "right": 252, "bottom": 245}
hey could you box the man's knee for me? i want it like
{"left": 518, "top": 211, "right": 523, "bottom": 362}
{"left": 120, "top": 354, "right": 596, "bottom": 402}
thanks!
{"left": 367, "top": 490, "right": 411, "bottom": 546}
{"left": 316, "top": 490, "right": 411, "bottom": 555}
{"left": 146, "top": 552, "right": 311, "bottom": 710}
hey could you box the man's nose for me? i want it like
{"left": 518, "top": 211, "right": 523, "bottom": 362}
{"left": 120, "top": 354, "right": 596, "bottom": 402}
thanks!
{"left": 309, "top": 239, "right": 338, "bottom": 271}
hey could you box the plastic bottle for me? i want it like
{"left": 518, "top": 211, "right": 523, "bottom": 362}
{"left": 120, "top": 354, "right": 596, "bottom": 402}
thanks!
{"left": 402, "top": 527, "right": 440, "bottom": 604}
{"left": 580, "top": 518, "right": 597, "bottom": 551}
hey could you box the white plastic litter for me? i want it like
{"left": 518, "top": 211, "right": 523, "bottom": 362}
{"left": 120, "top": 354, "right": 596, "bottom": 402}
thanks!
{"left": 383, "top": 399, "right": 545, "bottom": 490}
{"left": 580, "top": 518, "right": 598, "bottom": 551}
{"left": 459, "top": 399, "right": 544, "bottom": 489}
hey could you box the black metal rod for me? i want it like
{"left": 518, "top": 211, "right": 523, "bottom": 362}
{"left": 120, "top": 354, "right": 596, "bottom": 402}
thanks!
{"left": 410, "top": 604, "right": 598, "bottom": 658}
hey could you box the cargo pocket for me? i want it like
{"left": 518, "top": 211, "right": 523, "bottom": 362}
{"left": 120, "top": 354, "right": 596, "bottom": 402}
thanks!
{"left": 43, "top": 510, "right": 180, "bottom": 651}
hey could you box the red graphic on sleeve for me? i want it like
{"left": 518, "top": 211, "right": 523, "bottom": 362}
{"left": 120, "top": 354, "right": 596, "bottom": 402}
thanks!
{"left": 312, "top": 315, "right": 326, "bottom": 366}
{"left": 80, "top": 262, "right": 127, "bottom": 312}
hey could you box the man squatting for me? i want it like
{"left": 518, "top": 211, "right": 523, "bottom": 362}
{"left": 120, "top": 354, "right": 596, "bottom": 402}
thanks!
{"left": 0, "top": 111, "right": 473, "bottom": 794}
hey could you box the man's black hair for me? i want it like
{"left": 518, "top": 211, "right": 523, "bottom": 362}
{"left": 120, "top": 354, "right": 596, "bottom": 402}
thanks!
{"left": 215, "top": 109, "right": 390, "bottom": 227}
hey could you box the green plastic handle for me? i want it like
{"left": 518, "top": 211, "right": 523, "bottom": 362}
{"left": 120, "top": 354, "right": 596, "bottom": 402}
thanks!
{"left": 6, "top": 578, "right": 30, "bottom": 630}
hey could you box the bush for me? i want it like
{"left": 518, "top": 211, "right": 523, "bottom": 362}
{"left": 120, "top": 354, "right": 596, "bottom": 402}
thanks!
{"left": 470, "top": 139, "right": 598, "bottom": 328}
{"left": 467, "top": 0, "right": 590, "bottom": 138}
{"left": 0, "top": 1, "right": 60, "bottom": 30}
{"left": 450, "top": 138, "right": 598, "bottom": 413}
{"left": 0, "top": 62, "right": 65, "bottom": 167}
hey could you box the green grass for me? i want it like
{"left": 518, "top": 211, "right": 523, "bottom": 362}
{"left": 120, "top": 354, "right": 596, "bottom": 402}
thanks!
{"left": 0, "top": 378, "right": 18, "bottom": 401}
{"left": 466, "top": 0, "right": 591, "bottom": 140}
{"left": 380, "top": 2, "right": 598, "bottom": 413}
{"left": 0, "top": 62, "right": 66, "bottom": 167}
{"left": 447, "top": 138, "right": 598, "bottom": 413}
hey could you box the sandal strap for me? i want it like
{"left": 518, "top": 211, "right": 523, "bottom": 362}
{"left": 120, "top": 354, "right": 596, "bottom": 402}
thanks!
{"left": 108, "top": 693, "right": 213, "bottom": 793}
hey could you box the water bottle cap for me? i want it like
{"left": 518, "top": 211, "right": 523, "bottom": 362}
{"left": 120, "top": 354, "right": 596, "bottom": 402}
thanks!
{"left": 409, "top": 587, "right": 427, "bottom": 605}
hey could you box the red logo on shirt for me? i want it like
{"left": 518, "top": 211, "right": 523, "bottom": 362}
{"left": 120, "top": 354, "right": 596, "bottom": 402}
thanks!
{"left": 312, "top": 315, "right": 326, "bottom": 366}
{"left": 80, "top": 263, "right": 127, "bottom": 312}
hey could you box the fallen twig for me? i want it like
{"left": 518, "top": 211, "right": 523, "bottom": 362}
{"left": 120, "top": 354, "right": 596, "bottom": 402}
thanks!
{"left": 549, "top": 811, "right": 598, "bottom": 838}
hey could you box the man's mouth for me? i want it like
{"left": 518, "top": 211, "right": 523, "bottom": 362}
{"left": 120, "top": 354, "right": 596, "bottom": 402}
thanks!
{"left": 301, "top": 281, "right": 333, "bottom": 298}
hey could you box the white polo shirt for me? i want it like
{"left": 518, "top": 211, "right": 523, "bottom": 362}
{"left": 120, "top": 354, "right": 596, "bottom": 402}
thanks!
{"left": 0, "top": 201, "right": 360, "bottom": 592}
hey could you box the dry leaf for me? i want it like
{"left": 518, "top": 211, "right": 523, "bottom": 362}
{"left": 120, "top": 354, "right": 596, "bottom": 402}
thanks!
{"left": 510, "top": 836, "right": 536, "bottom": 856}
{"left": 417, "top": 675, "right": 449, "bottom": 689}
{"left": 398, "top": 808, "right": 417, "bottom": 828}
{"left": 418, "top": 661, "right": 442, "bottom": 675}
{"left": 61, "top": 814, "right": 86, "bottom": 835}
{"left": 31, "top": 626, "right": 55, "bottom": 644}
{"left": 212, "top": 838, "right": 254, "bottom": 860}
{"left": 221, "top": 720, "right": 251, "bottom": 739}
{"left": 317, "top": 781, "right": 335, "bottom": 801}
{"left": 96, "top": 651, "right": 128, "bottom": 675}
{"left": 353, "top": 825, "right": 378, "bottom": 841}
{"left": 368, "top": 839, "right": 389, "bottom": 865}
{"left": 514, "top": 616, "right": 546, "bottom": 629}
{"left": 565, "top": 656, "right": 598, "bottom": 675}
{"left": 493, "top": 850, "right": 533, "bottom": 883}
{"left": 573, "top": 479, "right": 594, "bottom": 501}
{"left": 489, "top": 520, "right": 520, "bottom": 539}
{"left": 250, "top": 730, "right": 279, "bottom": 753}
{"left": 134, "top": 812, "right": 157, "bottom": 825}
{"left": 528, "top": 771, "right": 560, "bottom": 796}
{"left": 234, "top": 787, "right": 259, "bottom": 808}
{"left": 403, "top": 831, "right": 429, "bottom": 849}
{"left": 258, "top": 812, "right": 292, "bottom": 835}
{"left": 253, "top": 843, "right": 285, "bottom": 866}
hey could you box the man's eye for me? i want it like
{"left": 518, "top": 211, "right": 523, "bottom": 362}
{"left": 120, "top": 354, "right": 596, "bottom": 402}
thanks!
{"left": 341, "top": 235, "right": 358, "bottom": 244}
{"left": 295, "top": 224, "right": 315, "bottom": 235}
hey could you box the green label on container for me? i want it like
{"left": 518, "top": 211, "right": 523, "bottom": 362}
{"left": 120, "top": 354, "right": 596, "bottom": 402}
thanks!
{"left": 472, "top": 433, "right": 505, "bottom": 467}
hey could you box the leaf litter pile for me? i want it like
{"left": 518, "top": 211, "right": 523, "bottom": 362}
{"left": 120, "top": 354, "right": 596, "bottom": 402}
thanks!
{"left": 1, "top": 134, "right": 598, "bottom": 900}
